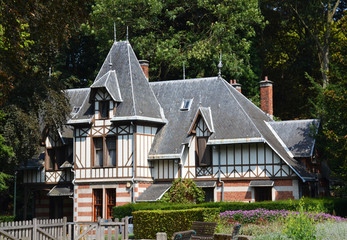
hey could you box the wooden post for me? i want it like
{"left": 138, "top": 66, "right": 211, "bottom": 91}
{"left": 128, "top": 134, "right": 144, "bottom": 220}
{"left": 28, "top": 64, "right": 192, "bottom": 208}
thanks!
{"left": 62, "top": 217, "right": 67, "bottom": 240}
{"left": 67, "top": 223, "right": 72, "bottom": 240}
{"left": 124, "top": 216, "right": 129, "bottom": 240}
{"left": 156, "top": 232, "right": 167, "bottom": 240}
{"left": 121, "top": 218, "right": 125, "bottom": 240}
{"left": 99, "top": 218, "right": 105, "bottom": 240}
{"left": 32, "top": 218, "right": 37, "bottom": 240}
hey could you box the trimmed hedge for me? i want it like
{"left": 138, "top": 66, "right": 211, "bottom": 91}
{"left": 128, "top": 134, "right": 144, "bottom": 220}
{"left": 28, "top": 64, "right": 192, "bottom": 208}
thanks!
{"left": 133, "top": 208, "right": 219, "bottom": 239}
{"left": 0, "top": 215, "right": 15, "bottom": 223}
{"left": 114, "top": 198, "right": 347, "bottom": 219}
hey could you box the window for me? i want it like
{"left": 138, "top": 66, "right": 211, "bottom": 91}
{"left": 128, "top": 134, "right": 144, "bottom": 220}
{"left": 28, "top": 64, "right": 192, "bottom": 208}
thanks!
{"left": 197, "top": 137, "right": 212, "bottom": 166}
{"left": 180, "top": 99, "right": 193, "bottom": 111}
{"left": 106, "top": 137, "right": 117, "bottom": 166}
{"left": 93, "top": 137, "right": 117, "bottom": 167}
{"left": 100, "top": 101, "right": 109, "bottom": 118}
{"left": 93, "top": 138, "right": 103, "bottom": 167}
{"left": 254, "top": 187, "right": 272, "bottom": 202}
{"left": 196, "top": 137, "right": 212, "bottom": 176}
{"left": 106, "top": 189, "right": 116, "bottom": 219}
{"left": 47, "top": 149, "right": 56, "bottom": 170}
{"left": 93, "top": 189, "right": 103, "bottom": 222}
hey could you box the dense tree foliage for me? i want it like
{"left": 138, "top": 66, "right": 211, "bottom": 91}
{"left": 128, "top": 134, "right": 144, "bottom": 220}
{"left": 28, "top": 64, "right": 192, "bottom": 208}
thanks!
{"left": 310, "top": 13, "right": 347, "bottom": 193}
{"left": 0, "top": 0, "right": 92, "bottom": 214}
{"left": 85, "top": 0, "right": 265, "bottom": 96}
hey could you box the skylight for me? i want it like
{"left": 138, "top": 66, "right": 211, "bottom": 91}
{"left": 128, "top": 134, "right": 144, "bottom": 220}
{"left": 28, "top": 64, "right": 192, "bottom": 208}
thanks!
{"left": 180, "top": 98, "right": 193, "bottom": 111}
{"left": 72, "top": 107, "right": 80, "bottom": 114}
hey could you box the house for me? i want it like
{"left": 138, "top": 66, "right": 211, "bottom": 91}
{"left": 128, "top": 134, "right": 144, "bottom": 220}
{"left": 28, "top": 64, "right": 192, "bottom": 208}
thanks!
{"left": 20, "top": 39, "right": 327, "bottom": 222}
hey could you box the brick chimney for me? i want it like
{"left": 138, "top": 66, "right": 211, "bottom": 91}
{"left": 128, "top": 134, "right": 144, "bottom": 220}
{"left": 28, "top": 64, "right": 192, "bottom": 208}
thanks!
{"left": 230, "top": 79, "right": 242, "bottom": 93}
{"left": 139, "top": 60, "right": 149, "bottom": 80}
{"left": 260, "top": 76, "right": 273, "bottom": 116}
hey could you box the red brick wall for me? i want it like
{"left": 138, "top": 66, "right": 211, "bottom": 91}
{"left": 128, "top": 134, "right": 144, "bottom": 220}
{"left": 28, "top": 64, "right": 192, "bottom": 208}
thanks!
{"left": 275, "top": 191, "right": 294, "bottom": 200}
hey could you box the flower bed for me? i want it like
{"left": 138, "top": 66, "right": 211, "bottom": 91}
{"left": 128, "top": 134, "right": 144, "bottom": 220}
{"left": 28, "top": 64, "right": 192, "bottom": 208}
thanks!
{"left": 220, "top": 208, "right": 346, "bottom": 224}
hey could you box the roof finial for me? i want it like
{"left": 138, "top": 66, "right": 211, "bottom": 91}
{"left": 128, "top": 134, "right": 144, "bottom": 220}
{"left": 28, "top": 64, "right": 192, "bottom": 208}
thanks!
{"left": 114, "top": 22, "right": 117, "bottom": 42}
{"left": 126, "top": 26, "right": 129, "bottom": 41}
{"left": 183, "top": 61, "right": 186, "bottom": 80}
{"left": 218, "top": 51, "right": 223, "bottom": 78}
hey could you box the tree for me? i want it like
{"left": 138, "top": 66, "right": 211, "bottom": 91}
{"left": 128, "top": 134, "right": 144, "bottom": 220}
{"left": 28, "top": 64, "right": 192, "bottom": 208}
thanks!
{"left": 85, "top": 0, "right": 265, "bottom": 96}
{"left": 0, "top": 1, "right": 92, "bottom": 214}
{"left": 160, "top": 178, "right": 205, "bottom": 204}
{"left": 310, "top": 12, "right": 347, "bottom": 194}
{"left": 287, "top": 0, "right": 344, "bottom": 87}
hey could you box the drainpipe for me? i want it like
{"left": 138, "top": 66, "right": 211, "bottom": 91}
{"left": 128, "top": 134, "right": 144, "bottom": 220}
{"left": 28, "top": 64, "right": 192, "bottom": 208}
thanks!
{"left": 131, "top": 122, "right": 136, "bottom": 203}
{"left": 218, "top": 146, "right": 224, "bottom": 202}
{"left": 71, "top": 166, "right": 76, "bottom": 222}
{"left": 71, "top": 128, "right": 76, "bottom": 223}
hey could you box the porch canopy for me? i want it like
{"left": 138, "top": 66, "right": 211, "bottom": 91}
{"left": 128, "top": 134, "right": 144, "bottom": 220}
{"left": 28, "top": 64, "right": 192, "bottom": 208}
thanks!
{"left": 47, "top": 185, "right": 73, "bottom": 197}
{"left": 249, "top": 180, "right": 274, "bottom": 187}
{"left": 136, "top": 183, "right": 172, "bottom": 202}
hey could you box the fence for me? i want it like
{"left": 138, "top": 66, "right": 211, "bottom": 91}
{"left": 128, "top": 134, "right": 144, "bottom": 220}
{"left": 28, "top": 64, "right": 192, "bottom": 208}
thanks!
{"left": 0, "top": 217, "right": 128, "bottom": 240}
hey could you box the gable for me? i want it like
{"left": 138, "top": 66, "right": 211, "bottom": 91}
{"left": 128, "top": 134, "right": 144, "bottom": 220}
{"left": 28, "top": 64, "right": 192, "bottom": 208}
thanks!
{"left": 188, "top": 107, "right": 214, "bottom": 137}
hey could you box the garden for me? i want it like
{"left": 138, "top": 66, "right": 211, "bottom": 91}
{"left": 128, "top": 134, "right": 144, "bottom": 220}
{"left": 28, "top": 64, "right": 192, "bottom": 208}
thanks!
{"left": 115, "top": 199, "right": 347, "bottom": 240}
{"left": 113, "top": 180, "right": 347, "bottom": 239}
{"left": 215, "top": 204, "right": 347, "bottom": 239}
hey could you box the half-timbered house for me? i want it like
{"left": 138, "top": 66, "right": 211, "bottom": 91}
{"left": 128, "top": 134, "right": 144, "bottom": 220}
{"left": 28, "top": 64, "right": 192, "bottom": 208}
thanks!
{"left": 21, "top": 39, "right": 326, "bottom": 222}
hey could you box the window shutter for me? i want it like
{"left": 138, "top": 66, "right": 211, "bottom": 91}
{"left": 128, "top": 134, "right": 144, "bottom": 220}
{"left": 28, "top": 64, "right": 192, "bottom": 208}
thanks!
{"left": 197, "top": 137, "right": 211, "bottom": 166}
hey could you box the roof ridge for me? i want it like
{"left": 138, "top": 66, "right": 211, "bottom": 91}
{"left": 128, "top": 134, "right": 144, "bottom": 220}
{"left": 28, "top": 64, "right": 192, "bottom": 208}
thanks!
{"left": 64, "top": 88, "right": 89, "bottom": 92}
{"left": 149, "top": 77, "right": 218, "bottom": 85}
{"left": 127, "top": 42, "right": 137, "bottom": 116}
{"left": 270, "top": 119, "right": 319, "bottom": 124}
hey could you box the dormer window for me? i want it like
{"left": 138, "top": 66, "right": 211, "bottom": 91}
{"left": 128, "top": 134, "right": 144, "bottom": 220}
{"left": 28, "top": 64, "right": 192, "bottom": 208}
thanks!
{"left": 100, "top": 101, "right": 109, "bottom": 118}
{"left": 180, "top": 98, "right": 193, "bottom": 111}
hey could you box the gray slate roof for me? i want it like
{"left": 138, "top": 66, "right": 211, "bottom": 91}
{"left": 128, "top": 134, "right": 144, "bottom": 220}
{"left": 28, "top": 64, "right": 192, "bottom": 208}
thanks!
{"left": 268, "top": 119, "right": 320, "bottom": 158}
{"left": 149, "top": 77, "right": 314, "bottom": 181}
{"left": 68, "top": 41, "right": 165, "bottom": 125}
{"left": 149, "top": 78, "right": 264, "bottom": 158}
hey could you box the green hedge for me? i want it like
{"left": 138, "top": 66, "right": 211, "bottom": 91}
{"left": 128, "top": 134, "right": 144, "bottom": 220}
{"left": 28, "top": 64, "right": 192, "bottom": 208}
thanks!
{"left": 114, "top": 198, "right": 347, "bottom": 219}
{"left": 0, "top": 215, "right": 15, "bottom": 223}
{"left": 133, "top": 208, "right": 219, "bottom": 239}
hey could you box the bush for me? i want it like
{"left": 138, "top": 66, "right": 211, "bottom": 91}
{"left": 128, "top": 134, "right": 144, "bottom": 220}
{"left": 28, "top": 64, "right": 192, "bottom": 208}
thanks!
{"left": 160, "top": 178, "right": 205, "bottom": 204}
{"left": 114, "top": 197, "right": 347, "bottom": 219}
{"left": 133, "top": 208, "right": 219, "bottom": 239}
{"left": 0, "top": 215, "right": 15, "bottom": 222}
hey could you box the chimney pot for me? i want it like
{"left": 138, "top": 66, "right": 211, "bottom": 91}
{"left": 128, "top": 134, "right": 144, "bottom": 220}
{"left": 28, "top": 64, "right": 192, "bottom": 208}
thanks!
{"left": 139, "top": 60, "right": 149, "bottom": 80}
{"left": 260, "top": 76, "right": 273, "bottom": 116}
{"left": 230, "top": 79, "right": 242, "bottom": 93}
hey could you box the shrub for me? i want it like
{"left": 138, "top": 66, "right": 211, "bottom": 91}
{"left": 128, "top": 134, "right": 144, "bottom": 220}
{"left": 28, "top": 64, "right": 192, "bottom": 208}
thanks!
{"left": 0, "top": 215, "right": 15, "bottom": 222}
{"left": 160, "top": 178, "right": 205, "bottom": 204}
{"left": 133, "top": 208, "right": 219, "bottom": 239}
{"left": 282, "top": 210, "right": 316, "bottom": 240}
{"left": 114, "top": 197, "right": 347, "bottom": 219}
